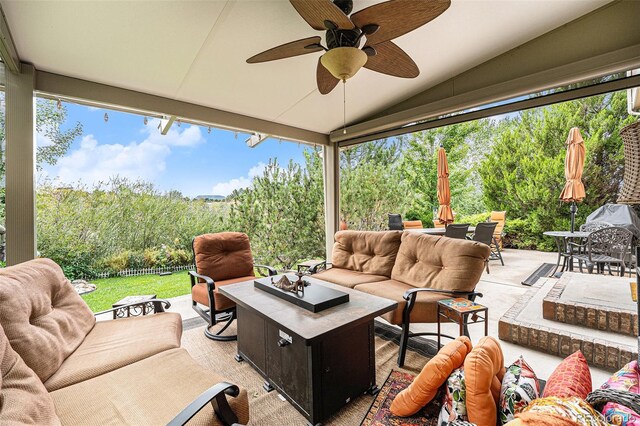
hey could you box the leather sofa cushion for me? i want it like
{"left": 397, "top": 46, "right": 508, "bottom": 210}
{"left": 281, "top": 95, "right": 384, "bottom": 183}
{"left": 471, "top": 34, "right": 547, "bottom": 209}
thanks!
{"left": 50, "top": 348, "right": 250, "bottom": 426}
{"left": 0, "top": 259, "right": 96, "bottom": 382}
{"left": 332, "top": 230, "right": 402, "bottom": 277}
{"left": 392, "top": 232, "right": 490, "bottom": 291}
{"left": 313, "top": 268, "right": 388, "bottom": 288}
{"left": 44, "top": 312, "right": 182, "bottom": 391}
{"left": 193, "top": 232, "right": 255, "bottom": 282}
{"left": 192, "top": 275, "right": 255, "bottom": 311}
{"left": 0, "top": 322, "right": 61, "bottom": 425}
{"left": 354, "top": 280, "right": 453, "bottom": 325}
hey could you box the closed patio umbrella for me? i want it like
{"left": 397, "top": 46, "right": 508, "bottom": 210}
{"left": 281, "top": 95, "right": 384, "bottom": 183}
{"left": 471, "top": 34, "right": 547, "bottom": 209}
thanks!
{"left": 437, "top": 146, "right": 454, "bottom": 224}
{"left": 559, "top": 127, "right": 586, "bottom": 232}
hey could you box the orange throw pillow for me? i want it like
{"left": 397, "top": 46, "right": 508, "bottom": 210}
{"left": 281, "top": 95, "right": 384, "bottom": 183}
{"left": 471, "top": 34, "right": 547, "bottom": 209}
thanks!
{"left": 390, "top": 336, "right": 472, "bottom": 416}
{"left": 464, "top": 336, "right": 505, "bottom": 426}
{"left": 542, "top": 351, "right": 592, "bottom": 399}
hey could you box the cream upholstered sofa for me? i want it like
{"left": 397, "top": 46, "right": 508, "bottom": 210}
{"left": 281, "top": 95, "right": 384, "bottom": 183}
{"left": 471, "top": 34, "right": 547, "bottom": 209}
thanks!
{"left": 0, "top": 258, "right": 249, "bottom": 426}
{"left": 312, "top": 230, "right": 490, "bottom": 367}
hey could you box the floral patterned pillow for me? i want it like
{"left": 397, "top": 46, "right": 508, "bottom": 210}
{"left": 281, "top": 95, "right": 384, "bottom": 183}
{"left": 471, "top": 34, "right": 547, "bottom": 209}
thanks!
{"left": 499, "top": 356, "right": 540, "bottom": 424}
{"left": 599, "top": 360, "right": 640, "bottom": 425}
{"left": 438, "top": 367, "right": 468, "bottom": 425}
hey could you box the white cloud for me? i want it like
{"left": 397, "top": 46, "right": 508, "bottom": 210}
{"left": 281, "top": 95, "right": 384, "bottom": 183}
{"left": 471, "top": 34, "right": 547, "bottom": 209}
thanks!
{"left": 53, "top": 121, "right": 204, "bottom": 187}
{"left": 211, "top": 162, "right": 267, "bottom": 196}
{"left": 248, "top": 162, "right": 267, "bottom": 178}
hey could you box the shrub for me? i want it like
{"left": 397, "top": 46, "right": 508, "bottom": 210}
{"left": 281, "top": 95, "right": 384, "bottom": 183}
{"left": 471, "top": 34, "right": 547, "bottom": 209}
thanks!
{"left": 456, "top": 212, "right": 490, "bottom": 226}
{"left": 37, "top": 178, "right": 221, "bottom": 276}
{"left": 103, "top": 250, "right": 133, "bottom": 272}
{"left": 403, "top": 207, "right": 433, "bottom": 226}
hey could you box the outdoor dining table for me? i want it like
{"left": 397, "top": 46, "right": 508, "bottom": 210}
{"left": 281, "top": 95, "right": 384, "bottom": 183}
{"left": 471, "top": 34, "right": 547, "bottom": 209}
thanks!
{"left": 408, "top": 226, "right": 477, "bottom": 235}
{"left": 543, "top": 230, "right": 591, "bottom": 277}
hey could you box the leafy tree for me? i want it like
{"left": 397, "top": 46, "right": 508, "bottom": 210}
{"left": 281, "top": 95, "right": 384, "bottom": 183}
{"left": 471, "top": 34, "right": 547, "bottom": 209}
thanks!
{"left": 340, "top": 139, "right": 410, "bottom": 230}
{"left": 0, "top": 97, "right": 82, "bottom": 224}
{"left": 35, "top": 99, "right": 83, "bottom": 168}
{"left": 0, "top": 97, "right": 82, "bottom": 176}
{"left": 479, "top": 90, "right": 636, "bottom": 250}
{"left": 400, "top": 120, "right": 491, "bottom": 225}
{"left": 37, "top": 177, "right": 225, "bottom": 278}
{"left": 226, "top": 154, "right": 325, "bottom": 269}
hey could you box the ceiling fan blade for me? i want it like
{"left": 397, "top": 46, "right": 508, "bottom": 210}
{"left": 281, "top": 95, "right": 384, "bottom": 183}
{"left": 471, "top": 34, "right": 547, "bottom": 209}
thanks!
{"left": 363, "top": 41, "right": 419, "bottom": 78}
{"left": 290, "top": 0, "right": 354, "bottom": 30}
{"left": 351, "top": 0, "right": 450, "bottom": 45}
{"left": 247, "top": 37, "right": 323, "bottom": 64}
{"left": 317, "top": 58, "right": 340, "bottom": 94}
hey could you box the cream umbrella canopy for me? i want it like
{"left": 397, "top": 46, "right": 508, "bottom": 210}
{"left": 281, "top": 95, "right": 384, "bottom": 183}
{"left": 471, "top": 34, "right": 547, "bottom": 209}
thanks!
{"left": 559, "top": 127, "right": 586, "bottom": 232}
{"left": 437, "top": 146, "right": 454, "bottom": 224}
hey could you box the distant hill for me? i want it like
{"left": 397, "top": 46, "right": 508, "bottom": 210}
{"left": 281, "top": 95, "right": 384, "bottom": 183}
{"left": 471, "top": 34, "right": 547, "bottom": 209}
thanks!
{"left": 195, "top": 194, "right": 226, "bottom": 201}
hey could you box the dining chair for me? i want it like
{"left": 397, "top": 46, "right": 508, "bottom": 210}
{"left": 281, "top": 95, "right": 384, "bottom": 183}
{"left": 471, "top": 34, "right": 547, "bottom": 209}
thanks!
{"left": 444, "top": 223, "right": 470, "bottom": 239}
{"left": 472, "top": 222, "right": 504, "bottom": 273}
{"left": 388, "top": 214, "right": 404, "bottom": 230}
{"left": 572, "top": 227, "right": 633, "bottom": 276}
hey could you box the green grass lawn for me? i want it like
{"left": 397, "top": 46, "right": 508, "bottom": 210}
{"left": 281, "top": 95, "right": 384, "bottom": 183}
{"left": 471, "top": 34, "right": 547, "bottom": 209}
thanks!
{"left": 81, "top": 272, "right": 191, "bottom": 312}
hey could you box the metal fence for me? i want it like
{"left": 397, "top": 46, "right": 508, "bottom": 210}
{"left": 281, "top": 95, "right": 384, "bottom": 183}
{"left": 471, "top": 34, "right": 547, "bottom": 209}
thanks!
{"left": 90, "top": 264, "right": 195, "bottom": 279}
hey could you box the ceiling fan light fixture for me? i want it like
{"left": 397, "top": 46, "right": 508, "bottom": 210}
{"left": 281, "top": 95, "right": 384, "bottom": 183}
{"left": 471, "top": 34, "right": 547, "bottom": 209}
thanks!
{"left": 320, "top": 47, "right": 367, "bottom": 81}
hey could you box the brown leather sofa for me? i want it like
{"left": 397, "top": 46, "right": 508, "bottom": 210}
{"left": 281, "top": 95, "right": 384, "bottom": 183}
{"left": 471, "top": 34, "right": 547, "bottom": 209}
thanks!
{"left": 313, "top": 230, "right": 490, "bottom": 366}
{"left": 0, "top": 258, "right": 249, "bottom": 426}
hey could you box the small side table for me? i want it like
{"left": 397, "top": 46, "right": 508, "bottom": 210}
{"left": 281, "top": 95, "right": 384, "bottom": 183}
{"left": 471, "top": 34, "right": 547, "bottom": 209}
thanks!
{"left": 112, "top": 294, "right": 164, "bottom": 319}
{"left": 437, "top": 298, "right": 488, "bottom": 347}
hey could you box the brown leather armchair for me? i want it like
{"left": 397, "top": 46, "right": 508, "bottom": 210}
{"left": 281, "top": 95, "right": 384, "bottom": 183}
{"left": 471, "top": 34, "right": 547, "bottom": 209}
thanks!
{"left": 189, "top": 232, "right": 276, "bottom": 341}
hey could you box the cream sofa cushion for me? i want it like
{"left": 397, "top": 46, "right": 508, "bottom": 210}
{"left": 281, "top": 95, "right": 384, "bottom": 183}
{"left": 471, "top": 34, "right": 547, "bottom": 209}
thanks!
{"left": 50, "top": 348, "right": 250, "bottom": 426}
{"left": 355, "top": 279, "right": 455, "bottom": 325}
{"left": 0, "top": 259, "right": 96, "bottom": 382}
{"left": 391, "top": 232, "right": 490, "bottom": 292}
{"left": 0, "top": 322, "right": 61, "bottom": 425}
{"left": 313, "top": 268, "right": 388, "bottom": 288}
{"left": 332, "top": 230, "right": 402, "bottom": 277}
{"left": 44, "top": 312, "right": 182, "bottom": 391}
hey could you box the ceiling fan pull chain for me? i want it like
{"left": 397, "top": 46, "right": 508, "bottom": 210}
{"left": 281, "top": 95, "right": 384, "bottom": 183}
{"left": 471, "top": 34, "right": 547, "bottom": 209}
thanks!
{"left": 343, "top": 79, "right": 347, "bottom": 134}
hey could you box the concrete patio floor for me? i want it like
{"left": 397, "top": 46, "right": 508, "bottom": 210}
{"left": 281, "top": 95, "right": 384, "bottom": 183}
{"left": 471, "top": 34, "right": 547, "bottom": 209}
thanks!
{"left": 160, "top": 248, "right": 615, "bottom": 386}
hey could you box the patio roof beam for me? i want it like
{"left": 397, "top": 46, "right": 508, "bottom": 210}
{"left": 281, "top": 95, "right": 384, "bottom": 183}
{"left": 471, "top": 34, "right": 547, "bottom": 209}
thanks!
{"left": 5, "top": 63, "right": 36, "bottom": 265}
{"left": 159, "top": 115, "right": 177, "bottom": 135}
{"left": 339, "top": 73, "right": 640, "bottom": 148}
{"left": 322, "top": 144, "right": 340, "bottom": 260}
{"left": 34, "top": 71, "right": 330, "bottom": 146}
{"left": 332, "top": 0, "right": 640, "bottom": 145}
{"left": 0, "top": 6, "right": 20, "bottom": 74}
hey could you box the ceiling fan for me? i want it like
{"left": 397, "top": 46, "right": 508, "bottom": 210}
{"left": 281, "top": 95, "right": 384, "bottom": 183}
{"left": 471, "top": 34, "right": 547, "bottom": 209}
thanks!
{"left": 246, "top": 0, "right": 451, "bottom": 95}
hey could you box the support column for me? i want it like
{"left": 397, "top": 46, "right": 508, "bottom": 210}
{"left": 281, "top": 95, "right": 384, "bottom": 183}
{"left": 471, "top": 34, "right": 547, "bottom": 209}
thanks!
{"left": 322, "top": 144, "right": 340, "bottom": 260}
{"left": 5, "top": 63, "right": 36, "bottom": 265}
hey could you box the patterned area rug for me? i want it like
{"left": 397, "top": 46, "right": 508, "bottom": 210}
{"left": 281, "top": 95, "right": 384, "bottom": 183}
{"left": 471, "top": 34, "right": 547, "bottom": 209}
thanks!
{"left": 361, "top": 370, "right": 442, "bottom": 426}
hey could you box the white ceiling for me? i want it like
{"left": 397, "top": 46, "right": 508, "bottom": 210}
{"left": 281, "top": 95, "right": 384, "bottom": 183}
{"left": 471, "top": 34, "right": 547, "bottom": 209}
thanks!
{"left": 2, "top": 0, "right": 610, "bottom": 134}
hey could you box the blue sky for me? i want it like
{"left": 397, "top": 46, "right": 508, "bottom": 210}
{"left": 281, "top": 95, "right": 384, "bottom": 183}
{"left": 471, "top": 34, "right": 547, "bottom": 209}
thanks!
{"left": 39, "top": 102, "right": 308, "bottom": 198}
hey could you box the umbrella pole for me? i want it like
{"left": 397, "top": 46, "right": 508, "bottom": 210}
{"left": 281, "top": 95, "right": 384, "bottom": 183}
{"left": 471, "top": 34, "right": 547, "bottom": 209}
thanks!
{"left": 570, "top": 201, "right": 577, "bottom": 233}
